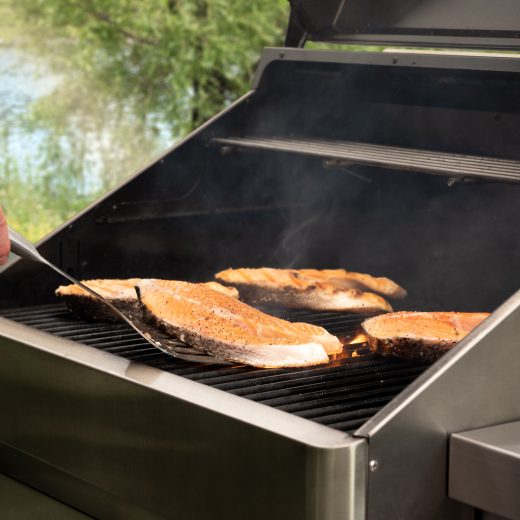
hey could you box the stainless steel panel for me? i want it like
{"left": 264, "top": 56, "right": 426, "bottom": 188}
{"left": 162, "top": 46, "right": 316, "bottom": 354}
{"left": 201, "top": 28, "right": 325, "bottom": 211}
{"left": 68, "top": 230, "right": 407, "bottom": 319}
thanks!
{"left": 253, "top": 48, "right": 520, "bottom": 89}
{"left": 334, "top": 0, "right": 520, "bottom": 50}
{"left": 0, "top": 317, "right": 367, "bottom": 520}
{"left": 450, "top": 421, "right": 520, "bottom": 520}
{"left": 483, "top": 513, "right": 512, "bottom": 520}
{"left": 355, "top": 290, "right": 520, "bottom": 520}
{"left": 0, "top": 474, "right": 90, "bottom": 519}
{"left": 288, "top": 0, "right": 520, "bottom": 50}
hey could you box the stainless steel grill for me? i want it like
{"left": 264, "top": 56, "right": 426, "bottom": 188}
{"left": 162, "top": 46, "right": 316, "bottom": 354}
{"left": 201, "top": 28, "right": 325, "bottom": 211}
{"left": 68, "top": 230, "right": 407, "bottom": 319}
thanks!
{"left": 4, "top": 5, "right": 520, "bottom": 515}
{"left": 0, "top": 304, "right": 428, "bottom": 433}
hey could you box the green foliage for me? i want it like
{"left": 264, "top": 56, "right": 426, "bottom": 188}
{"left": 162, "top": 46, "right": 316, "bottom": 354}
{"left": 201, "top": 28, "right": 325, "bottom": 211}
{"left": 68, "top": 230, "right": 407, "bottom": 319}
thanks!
{"left": 0, "top": 0, "right": 289, "bottom": 240}
{"left": 0, "top": 127, "right": 95, "bottom": 240}
{"left": 7, "top": 0, "right": 288, "bottom": 133}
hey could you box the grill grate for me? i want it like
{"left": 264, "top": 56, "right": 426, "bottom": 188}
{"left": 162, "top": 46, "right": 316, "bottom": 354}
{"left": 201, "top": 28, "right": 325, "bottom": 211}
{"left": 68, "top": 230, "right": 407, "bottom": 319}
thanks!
{"left": 1, "top": 303, "right": 429, "bottom": 433}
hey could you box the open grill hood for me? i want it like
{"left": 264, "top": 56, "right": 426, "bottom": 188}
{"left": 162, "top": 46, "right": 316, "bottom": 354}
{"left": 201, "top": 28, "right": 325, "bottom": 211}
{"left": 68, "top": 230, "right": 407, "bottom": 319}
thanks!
{"left": 3, "top": 47, "right": 520, "bottom": 520}
{"left": 286, "top": 0, "right": 520, "bottom": 49}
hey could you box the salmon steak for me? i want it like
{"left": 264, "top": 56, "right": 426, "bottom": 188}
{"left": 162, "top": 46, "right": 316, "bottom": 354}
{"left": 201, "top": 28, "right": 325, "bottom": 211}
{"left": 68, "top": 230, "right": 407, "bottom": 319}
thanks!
{"left": 56, "top": 278, "right": 143, "bottom": 322}
{"left": 215, "top": 267, "right": 405, "bottom": 313}
{"left": 136, "top": 279, "right": 343, "bottom": 368}
{"left": 362, "top": 311, "right": 490, "bottom": 361}
{"left": 56, "top": 279, "right": 239, "bottom": 322}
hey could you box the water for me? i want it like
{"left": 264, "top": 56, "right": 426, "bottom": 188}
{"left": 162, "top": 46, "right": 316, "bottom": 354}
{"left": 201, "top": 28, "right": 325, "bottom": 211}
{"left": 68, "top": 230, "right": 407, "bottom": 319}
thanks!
{"left": 0, "top": 45, "right": 59, "bottom": 164}
{"left": 0, "top": 43, "right": 186, "bottom": 241}
{"left": 0, "top": 45, "right": 177, "bottom": 191}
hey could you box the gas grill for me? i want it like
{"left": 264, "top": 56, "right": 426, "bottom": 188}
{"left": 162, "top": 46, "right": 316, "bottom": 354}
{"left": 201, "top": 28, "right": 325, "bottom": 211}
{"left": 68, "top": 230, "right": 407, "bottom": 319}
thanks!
{"left": 2, "top": 1, "right": 520, "bottom": 519}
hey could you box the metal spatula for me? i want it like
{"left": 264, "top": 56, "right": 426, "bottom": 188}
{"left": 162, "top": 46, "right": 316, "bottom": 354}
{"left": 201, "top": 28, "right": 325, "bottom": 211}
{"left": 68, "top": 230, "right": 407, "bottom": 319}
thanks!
{"left": 8, "top": 227, "right": 227, "bottom": 364}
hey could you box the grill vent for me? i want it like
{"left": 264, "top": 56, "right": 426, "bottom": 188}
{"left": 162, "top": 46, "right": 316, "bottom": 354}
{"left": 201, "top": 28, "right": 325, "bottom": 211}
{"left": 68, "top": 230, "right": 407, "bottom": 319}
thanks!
{"left": 1, "top": 304, "right": 429, "bottom": 433}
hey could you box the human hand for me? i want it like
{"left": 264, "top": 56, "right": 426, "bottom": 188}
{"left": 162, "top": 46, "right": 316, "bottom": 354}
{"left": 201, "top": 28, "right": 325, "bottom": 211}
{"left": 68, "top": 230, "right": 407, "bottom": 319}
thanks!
{"left": 0, "top": 207, "right": 10, "bottom": 265}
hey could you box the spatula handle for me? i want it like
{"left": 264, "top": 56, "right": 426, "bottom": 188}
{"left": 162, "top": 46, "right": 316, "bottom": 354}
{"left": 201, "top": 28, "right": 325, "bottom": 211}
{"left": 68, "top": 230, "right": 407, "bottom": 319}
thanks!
{"left": 8, "top": 227, "right": 47, "bottom": 264}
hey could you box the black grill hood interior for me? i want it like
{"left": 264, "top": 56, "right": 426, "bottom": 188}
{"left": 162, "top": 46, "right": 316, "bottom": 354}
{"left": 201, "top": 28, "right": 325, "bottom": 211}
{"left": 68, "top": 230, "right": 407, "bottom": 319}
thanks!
{"left": 287, "top": 0, "right": 520, "bottom": 49}
{"left": 2, "top": 51, "right": 520, "bottom": 314}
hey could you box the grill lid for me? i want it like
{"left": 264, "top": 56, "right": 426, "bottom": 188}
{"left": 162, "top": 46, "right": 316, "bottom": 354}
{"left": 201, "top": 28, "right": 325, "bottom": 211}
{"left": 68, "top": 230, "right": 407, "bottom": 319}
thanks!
{"left": 286, "top": 0, "right": 520, "bottom": 50}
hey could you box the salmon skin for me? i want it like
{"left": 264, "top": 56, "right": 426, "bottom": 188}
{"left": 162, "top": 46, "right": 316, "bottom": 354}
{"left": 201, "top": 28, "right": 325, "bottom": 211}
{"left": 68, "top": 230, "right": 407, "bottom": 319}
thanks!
{"left": 136, "top": 279, "right": 343, "bottom": 368}
{"left": 56, "top": 279, "right": 239, "bottom": 323}
{"left": 362, "top": 311, "right": 490, "bottom": 361}
{"left": 215, "top": 267, "right": 405, "bottom": 313}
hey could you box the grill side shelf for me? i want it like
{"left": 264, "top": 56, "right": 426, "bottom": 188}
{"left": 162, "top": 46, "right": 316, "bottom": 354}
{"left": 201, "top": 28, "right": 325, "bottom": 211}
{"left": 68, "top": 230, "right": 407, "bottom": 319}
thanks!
{"left": 213, "top": 136, "right": 520, "bottom": 183}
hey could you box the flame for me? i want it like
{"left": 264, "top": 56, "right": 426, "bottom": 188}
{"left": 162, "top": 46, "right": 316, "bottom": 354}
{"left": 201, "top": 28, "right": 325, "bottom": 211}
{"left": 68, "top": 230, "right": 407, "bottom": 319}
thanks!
{"left": 348, "top": 333, "right": 367, "bottom": 345}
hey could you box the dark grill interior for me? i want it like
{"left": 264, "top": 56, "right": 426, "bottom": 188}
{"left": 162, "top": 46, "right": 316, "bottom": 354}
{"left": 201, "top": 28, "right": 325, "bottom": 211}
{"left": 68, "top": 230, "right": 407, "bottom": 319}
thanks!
{"left": 1, "top": 304, "right": 429, "bottom": 433}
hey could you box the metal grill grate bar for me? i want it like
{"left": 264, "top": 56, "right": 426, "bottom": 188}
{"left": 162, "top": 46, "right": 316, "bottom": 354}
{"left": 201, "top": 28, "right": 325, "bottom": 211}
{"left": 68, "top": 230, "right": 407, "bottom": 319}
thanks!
{"left": 1, "top": 303, "right": 430, "bottom": 434}
{"left": 256, "top": 371, "right": 422, "bottom": 407}
{"left": 213, "top": 136, "right": 520, "bottom": 182}
{"left": 275, "top": 382, "right": 410, "bottom": 414}
{"left": 0, "top": 303, "right": 66, "bottom": 319}
{"left": 227, "top": 365, "right": 425, "bottom": 400}
{"left": 192, "top": 352, "right": 373, "bottom": 385}
{"left": 302, "top": 397, "right": 394, "bottom": 421}
{"left": 313, "top": 405, "right": 386, "bottom": 426}
{"left": 213, "top": 359, "right": 414, "bottom": 392}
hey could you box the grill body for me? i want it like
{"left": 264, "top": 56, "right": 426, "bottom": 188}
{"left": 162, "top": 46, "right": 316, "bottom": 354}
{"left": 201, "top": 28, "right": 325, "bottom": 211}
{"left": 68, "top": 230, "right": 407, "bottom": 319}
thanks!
{"left": 2, "top": 48, "right": 520, "bottom": 519}
{"left": 0, "top": 316, "right": 367, "bottom": 520}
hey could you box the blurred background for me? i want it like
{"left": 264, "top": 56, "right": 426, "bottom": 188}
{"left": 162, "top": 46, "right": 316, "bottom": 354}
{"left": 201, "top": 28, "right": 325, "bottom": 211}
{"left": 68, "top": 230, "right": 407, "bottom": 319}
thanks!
{"left": 0, "top": 2, "right": 511, "bottom": 243}
{"left": 0, "top": 0, "right": 293, "bottom": 240}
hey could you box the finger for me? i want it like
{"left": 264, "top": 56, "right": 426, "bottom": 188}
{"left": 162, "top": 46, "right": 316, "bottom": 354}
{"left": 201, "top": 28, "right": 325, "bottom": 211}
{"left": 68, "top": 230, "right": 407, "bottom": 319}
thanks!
{"left": 0, "top": 207, "right": 10, "bottom": 263}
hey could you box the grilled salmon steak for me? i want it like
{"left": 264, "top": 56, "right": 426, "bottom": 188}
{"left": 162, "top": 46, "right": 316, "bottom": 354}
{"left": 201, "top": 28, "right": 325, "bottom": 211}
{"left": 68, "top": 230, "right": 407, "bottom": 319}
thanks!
{"left": 56, "top": 278, "right": 143, "bottom": 322}
{"left": 215, "top": 267, "right": 404, "bottom": 313}
{"left": 136, "top": 279, "right": 343, "bottom": 367}
{"left": 297, "top": 269, "right": 406, "bottom": 298}
{"left": 362, "top": 311, "right": 490, "bottom": 361}
{"left": 56, "top": 279, "right": 239, "bottom": 322}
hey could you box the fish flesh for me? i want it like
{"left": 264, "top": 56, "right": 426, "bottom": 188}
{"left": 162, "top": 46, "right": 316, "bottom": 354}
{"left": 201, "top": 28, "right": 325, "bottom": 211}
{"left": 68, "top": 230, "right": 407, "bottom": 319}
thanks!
{"left": 202, "top": 281, "right": 240, "bottom": 299}
{"left": 215, "top": 267, "right": 402, "bottom": 313}
{"left": 293, "top": 269, "right": 406, "bottom": 298}
{"left": 362, "top": 311, "right": 490, "bottom": 361}
{"left": 56, "top": 278, "right": 143, "bottom": 322}
{"left": 216, "top": 268, "right": 406, "bottom": 299}
{"left": 137, "top": 278, "right": 341, "bottom": 366}
{"left": 56, "top": 278, "right": 239, "bottom": 322}
{"left": 136, "top": 279, "right": 343, "bottom": 367}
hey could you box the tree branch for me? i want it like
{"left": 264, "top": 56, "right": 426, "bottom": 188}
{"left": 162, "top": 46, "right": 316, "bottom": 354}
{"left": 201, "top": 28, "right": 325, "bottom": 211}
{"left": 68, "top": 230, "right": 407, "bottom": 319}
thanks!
{"left": 87, "top": 9, "right": 159, "bottom": 47}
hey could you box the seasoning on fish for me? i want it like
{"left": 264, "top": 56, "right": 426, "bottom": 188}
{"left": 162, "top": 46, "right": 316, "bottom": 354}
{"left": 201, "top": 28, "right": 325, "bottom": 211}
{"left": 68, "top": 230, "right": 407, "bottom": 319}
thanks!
{"left": 362, "top": 311, "right": 490, "bottom": 361}
{"left": 136, "top": 279, "right": 343, "bottom": 367}
{"left": 215, "top": 267, "right": 403, "bottom": 313}
{"left": 56, "top": 278, "right": 239, "bottom": 322}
